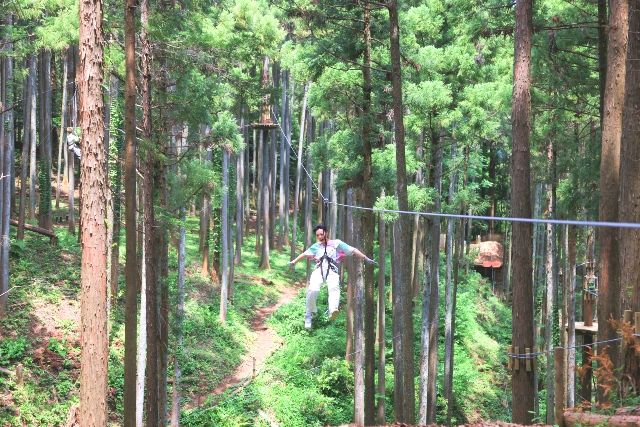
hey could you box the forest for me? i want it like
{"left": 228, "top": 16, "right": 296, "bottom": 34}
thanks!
{"left": 1, "top": 0, "right": 640, "bottom": 425}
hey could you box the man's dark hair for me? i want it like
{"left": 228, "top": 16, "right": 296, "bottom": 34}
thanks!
{"left": 313, "top": 224, "right": 328, "bottom": 234}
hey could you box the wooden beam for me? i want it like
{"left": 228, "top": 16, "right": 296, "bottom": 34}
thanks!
{"left": 9, "top": 219, "right": 57, "bottom": 243}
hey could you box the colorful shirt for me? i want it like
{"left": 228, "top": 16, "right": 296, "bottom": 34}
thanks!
{"left": 303, "top": 239, "right": 355, "bottom": 266}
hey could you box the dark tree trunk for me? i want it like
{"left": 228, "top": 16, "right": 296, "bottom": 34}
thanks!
{"left": 123, "top": 0, "right": 138, "bottom": 422}
{"left": 619, "top": 0, "right": 640, "bottom": 389}
{"left": 55, "top": 47, "right": 70, "bottom": 209}
{"left": 510, "top": 0, "right": 535, "bottom": 421}
{"left": 353, "top": 193, "right": 365, "bottom": 425}
{"left": 221, "top": 148, "right": 230, "bottom": 321}
{"left": 0, "top": 20, "right": 14, "bottom": 316}
{"left": 140, "top": 0, "right": 158, "bottom": 421}
{"left": 597, "top": 0, "right": 628, "bottom": 403}
{"left": 388, "top": 0, "right": 415, "bottom": 422}
{"left": 290, "top": 84, "right": 309, "bottom": 271}
{"left": 260, "top": 130, "right": 271, "bottom": 269}
{"left": 77, "top": 0, "right": 108, "bottom": 422}
{"left": 38, "top": 49, "right": 53, "bottom": 231}
{"left": 361, "top": 3, "right": 376, "bottom": 422}
{"left": 18, "top": 54, "right": 35, "bottom": 241}
{"left": 376, "top": 212, "right": 386, "bottom": 425}
{"left": 598, "top": 0, "right": 607, "bottom": 125}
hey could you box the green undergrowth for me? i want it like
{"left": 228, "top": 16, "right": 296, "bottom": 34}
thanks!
{"left": 0, "top": 227, "right": 81, "bottom": 426}
{"left": 186, "top": 255, "right": 512, "bottom": 426}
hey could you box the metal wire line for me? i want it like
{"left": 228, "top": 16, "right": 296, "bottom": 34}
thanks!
{"left": 507, "top": 335, "right": 640, "bottom": 359}
{"left": 269, "top": 110, "right": 640, "bottom": 229}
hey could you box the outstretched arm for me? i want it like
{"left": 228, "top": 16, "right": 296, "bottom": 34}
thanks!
{"left": 289, "top": 253, "right": 309, "bottom": 265}
{"left": 351, "top": 248, "right": 377, "bottom": 265}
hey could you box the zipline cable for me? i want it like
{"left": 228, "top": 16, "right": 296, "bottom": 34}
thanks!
{"left": 270, "top": 116, "right": 640, "bottom": 230}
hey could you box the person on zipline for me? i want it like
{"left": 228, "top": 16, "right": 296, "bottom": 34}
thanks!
{"left": 289, "top": 224, "right": 376, "bottom": 329}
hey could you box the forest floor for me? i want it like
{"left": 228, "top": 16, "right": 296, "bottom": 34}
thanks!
{"left": 210, "top": 276, "right": 303, "bottom": 396}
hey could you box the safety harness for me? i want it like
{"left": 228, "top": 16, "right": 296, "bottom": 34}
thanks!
{"left": 316, "top": 241, "right": 338, "bottom": 282}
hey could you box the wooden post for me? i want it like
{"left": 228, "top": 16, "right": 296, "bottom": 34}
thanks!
{"left": 514, "top": 346, "right": 520, "bottom": 371}
{"left": 508, "top": 345, "right": 513, "bottom": 370}
{"left": 580, "top": 333, "right": 593, "bottom": 405}
{"left": 555, "top": 347, "right": 566, "bottom": 426}
{"left": 525, "top": 347, "right": 531, "bottom": 372}
{"left": 16, "top": 363, "right": 23, "bottom": 386}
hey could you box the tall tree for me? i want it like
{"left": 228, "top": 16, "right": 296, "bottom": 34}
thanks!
{"left": 510, "top": 0, "right": 535, "bottom": 421}
{"left": 77, "top": 0, "right": 108, "bottom": 422}
{"left": 619, "top": 0, "right": 640, "bottom": 388}
{"left": 597, "top": 0, "right": 628, "bottom": 402}
{"left": 123, "top": 0, "right": 138, "bottom": 423}
{"left": 38, "top": 49, "right": 53, "bottom": 231}
{"left": 17, "top": 54, "right": 36, "bottom": 240}
{"left": 140, "top": 0, "right": 159, "bottom": 421}
{"left": 388, "top": 0, "right": 415, "bottom": 422}
{"left": 361, "top": 3, "right": 376, "bottom": 422}
{"left": 289, "top": 83, "right": 309, "bottom": 270}
{"left": 0, "top": 15, "right": 14, "bottom": 317}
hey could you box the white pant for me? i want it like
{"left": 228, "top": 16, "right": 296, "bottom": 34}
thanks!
{"left": 306, "top": 268, "right": 340, "bottom": 319}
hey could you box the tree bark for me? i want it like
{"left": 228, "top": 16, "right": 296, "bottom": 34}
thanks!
{"left": 290, "top": 83, "right": 309, "bottom": 271}
{"left": 597, "top": 0, "right": 628, "bottom": 403}
{"left": 545, "top": 181, "right": 556, "bottom": 424}
{"left": 353, "top": 196, "right": 365, "bottom": 426}
{"left": 56, "top": 47, "right": 70, "bottom": 209}
{"left": 619, "top": 0, "right": 640, "bottom": 389}
{"left": 17, "top": 54, "right": 35, "bottom": 241}
{"left": 139, "top": 0, "right": 158, "bottom": 421}
{"left": 38, "top": 49, "right": 53, "bottom": 231}
{"left": 123, "top": 0, "right": 138, "bottom": 422}
{"left": 511, "top": 0, "right": 535, "bottom": 421}
{"left": 376, "top": 212, "right": 386, "bottom": 425}
{"left": 0, "top": 21, "right": 14, "bottom": 316}
{"left": 567, "top": 225, "right": 577, "bottom": 408}
{"left": 170, "top": 208, "right": 186, "bottom": 426}
{"left": 388, "top": 0, "right": 415, "bottom": 422}
{"left": 221, "top": 148, "right": 230, "bottom": 322}
{"left": 260, "top": 129, "right": 271, "bottom": 269}
{"left": 77, "top": 0, "right": 108, "bottom": 422}
{"left": 29, "top": 54, "right": 37, "bottom": 221}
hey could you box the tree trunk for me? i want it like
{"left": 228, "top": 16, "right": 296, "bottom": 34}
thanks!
{"left": 255, "top": 127, "right": 263, "bottom": 256}
{"left": 619, "top": 0, "right": 640, "bottom": 389}
{"left": 0, "top": 22, "right": 14, "bottom": 316}
{"left": 304, "top": 120, "right": 314, "bottom": 281}
{"left": 345, "top": 188, "right": 356, "bottom": 362}
{"left": 598, "top": 0, "right": 607, "bottom": 125}
{"left": 123, "top": 0, "right": 138, "bottom": 421}
{"left": 597, "top": 0, "right": 628, "bottom": 403}
{"left": 29, "top": 54, "right": 37, "bottom": 221}
{"left": 77, "top": 1, "right": 108, "bottom": 422}
{"left": 511, "top": 0, "right": 535, "bottom": 421}
{"left": 443, "top": 141, "right": 458, "bottom": 425}
{"left": 18, "top": 54, "right": 35, "bottom": 241}
{"left": 290, "top": 83, "right": 309, "bottom": 270}
{"left": 140, "top": 0, "right": 158, "bottom": 421}
{"left": 388, "top": 1, "right": 415, "bottom": 422}
{"left": 423, "top": 129, "right": 443, "bottom": 424}
{"left": 236, "top": 114, "right": 245, "bottom": 266}
{"left": 136, "top": 191, "right": 147, "bottom": 427}
{"left": 260, "top": 130, "right": 271, "bottom": 269}
{"left": 545, "top": 181, "right": 556, "bottom": 424}
{"left": 377, "top": 212, "right": 386, "bottom": 425}
{"left": 353, "top": 195, "right": 365, "bottom": 426}
{"left": 221, "top": 148, "right": 230, "bottom": 322}
{"left": 566, "top": 225, "right": 577, "bottom": 408}
{"left": 38, "top": 49, "right": 53, "bottom": 231}
{"left": 171, "top": 208, "right": 186, "bottom": 426}
{"left": 55, "top": 47, "right": 70, "bottom": 209}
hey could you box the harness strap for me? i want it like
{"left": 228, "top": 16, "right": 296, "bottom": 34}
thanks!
{"left": 316, "top": 242, "right": 338, "bottom": 281}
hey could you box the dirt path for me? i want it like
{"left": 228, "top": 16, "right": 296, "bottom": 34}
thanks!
{"left": 212, "top": 282, "right": 302, "bottom": 395}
